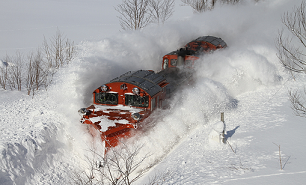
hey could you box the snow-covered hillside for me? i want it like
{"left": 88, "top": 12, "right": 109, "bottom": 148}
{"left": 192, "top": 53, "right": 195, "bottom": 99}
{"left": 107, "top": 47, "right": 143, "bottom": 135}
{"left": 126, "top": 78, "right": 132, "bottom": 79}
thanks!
{"left": 1, "top": 0, "right": 306, "bottom": 184}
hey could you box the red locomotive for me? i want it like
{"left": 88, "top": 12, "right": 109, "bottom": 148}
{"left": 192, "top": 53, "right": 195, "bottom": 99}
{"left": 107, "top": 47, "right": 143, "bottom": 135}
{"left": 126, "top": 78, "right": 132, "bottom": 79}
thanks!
{"left": 79, "top": 36, "right": 227, "bottom": 153}
{"left": 79, "top": 70, "right": 169, "bottom": 151}
{"left": 162, "top": 36, "right": 227, "bottom": 70}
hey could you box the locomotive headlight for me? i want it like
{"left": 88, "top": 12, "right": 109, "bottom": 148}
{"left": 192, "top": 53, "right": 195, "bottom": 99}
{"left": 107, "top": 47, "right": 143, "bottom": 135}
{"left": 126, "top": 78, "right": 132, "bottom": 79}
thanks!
{"left": 101, "top": 85, "right": 108, "bottom": 91}
{"left": 131, "top": 113, "right": 141, "bottom": 121}
{"left": 132, "top": 87, "right": 139, "bottom": 95}
{"left": 78, "top": 108, "right": 89, "bottom": 115}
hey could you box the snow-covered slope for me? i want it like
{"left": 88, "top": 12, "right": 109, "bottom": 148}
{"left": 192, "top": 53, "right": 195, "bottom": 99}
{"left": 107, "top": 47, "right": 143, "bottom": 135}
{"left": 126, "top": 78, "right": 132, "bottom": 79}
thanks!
{"left": 1, "top": 0, "right": 306, "bottom": 184}
{"left": 138, "top": 75, "right": 306, "bottom": 185}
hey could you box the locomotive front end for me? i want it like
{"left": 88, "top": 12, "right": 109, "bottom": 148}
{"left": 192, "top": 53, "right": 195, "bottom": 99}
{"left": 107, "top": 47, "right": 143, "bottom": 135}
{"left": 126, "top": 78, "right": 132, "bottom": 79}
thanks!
{"left": 79, "top": 70, "right": 168, "bottom": 152}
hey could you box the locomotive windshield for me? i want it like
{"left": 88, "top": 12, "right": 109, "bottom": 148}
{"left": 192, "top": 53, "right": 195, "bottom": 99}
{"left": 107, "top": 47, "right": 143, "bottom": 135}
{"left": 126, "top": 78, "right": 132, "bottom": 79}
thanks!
{"left": 171, "top": 59, "right": 177, "bottom": 66}
{"left": 95, "top": 92, "right": 118, "bottom": 105}
{"left": 125, "top": 94, "right": 149, "bottom": 108}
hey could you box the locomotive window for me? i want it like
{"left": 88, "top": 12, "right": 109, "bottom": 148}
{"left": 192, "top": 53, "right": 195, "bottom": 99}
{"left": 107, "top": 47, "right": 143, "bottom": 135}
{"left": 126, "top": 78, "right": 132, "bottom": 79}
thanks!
{"left": 171, "top": 59, "right": 177, "bottom": 66}
{"left": 125, "top": 94, "right": 149, "bottom": 108}
{"left": 95, "top": 92, "right": 118, "bottom": 105}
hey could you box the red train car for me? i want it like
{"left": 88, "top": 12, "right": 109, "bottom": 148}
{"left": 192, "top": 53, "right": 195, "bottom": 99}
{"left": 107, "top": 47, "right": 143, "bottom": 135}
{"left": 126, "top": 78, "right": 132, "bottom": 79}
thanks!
{"left": 162, "top": 36, "right": 227, "bottom": 70}
{"left": 78, "top": 70, "right": 168, "bottom": 151}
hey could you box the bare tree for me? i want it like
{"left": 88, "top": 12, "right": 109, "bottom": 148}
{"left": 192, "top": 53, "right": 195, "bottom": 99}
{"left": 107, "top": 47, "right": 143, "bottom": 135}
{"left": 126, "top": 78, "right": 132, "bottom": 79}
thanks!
{"left": 181, "top": 0, "right": 217, "bottom": 13}
{"left": 149, "top": 0, "right": 175, "bottom": 25}
{"left": 26, "top": 53, "right": 35, "bottom": 95}
{"left": 277, "top": 2, "right": 306, "bottom": 117}
{"left": 220, "top": 0, "right": 241, "bottom": 4}
{"left": 0, "top": 62, "right": 8, "bottom": 90}
{"left": 8, "top": 53, "right": 23, "bottom": 91}
{"left": 289, "top": 89, "right": 306, "bottom": 117}
{"left": 181, "top": 0, "right": 259, "bottom": 13}
{"left": 0, "top": 53, "right": 23, "bottom": 91}
{"left": 0, "top": 30, "right": 76, "bottom": 95}
{"left": 26, "top": 50, "right": 49, "bottom": 96}
{"left": 115, "top": 0, "right": 152, "bottom": 30}
{"left": 144, "top": 171, "right": 173, "bottom": 185}
{"left": 277, "top": 2, "right": 306, "bottom": 73}
{"left": 69, "top": 143, "right": 172, "bottom": 185}
{"left": 70, "top": 144, "right": 145, "bottom": 185}
{"left": 2, "top": 56, "right": 14, "bottom": 90}
{"left": 43, "top": 29, "right": 76, "bottom": 70}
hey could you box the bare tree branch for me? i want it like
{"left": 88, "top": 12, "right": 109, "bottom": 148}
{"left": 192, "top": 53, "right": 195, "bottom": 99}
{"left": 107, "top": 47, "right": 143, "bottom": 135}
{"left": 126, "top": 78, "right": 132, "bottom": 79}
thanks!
{"left": 276, "top": 2, "right": 306, "bottom": 119}
{"left": 181, "top": 0, "right": 212, "bottom": 13}
{"left": 181, "top": 0, "right": 257, "bottom": 13}
{"left": 0, "top": 53, "right": 24, "bottom": 91}
{"left": 26, "top": 50, "right": 50, "bottom": 96}
{"left": 277, "top": 2, "right": 306, "bottom": 73}
{"left": 0, "top": 61, "right": 8, "bottom": 90}
{"left": 289, "top": 89, "right": 306, "bottom": 117}
{"left": 116, "top": 0, "right": 152, "bottom": 30}
{"left": 69, "top": 143, "right": 172, "bottom": 185}
{"left": 0, "top": 30, "right": 76, "bottom": 96}
{"left": 149, "top": 0, "right": 175, "bottom": 25}
{"left": 43, "top": 29, "right": 76, "bottom": 70}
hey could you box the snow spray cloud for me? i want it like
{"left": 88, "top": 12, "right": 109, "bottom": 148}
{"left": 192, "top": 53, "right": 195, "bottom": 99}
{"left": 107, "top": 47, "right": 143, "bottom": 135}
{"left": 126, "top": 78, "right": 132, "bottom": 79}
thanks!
{"left": 75, "top": 0, "right": 298, "bottom": 105}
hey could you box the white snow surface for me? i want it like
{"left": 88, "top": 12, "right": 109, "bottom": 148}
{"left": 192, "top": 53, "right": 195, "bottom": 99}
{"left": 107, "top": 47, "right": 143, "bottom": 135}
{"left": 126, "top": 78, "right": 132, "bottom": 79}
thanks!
{"left": 1, "top": 0, "right": 306, "bottom": 184}
{"left": 86, "top": 105, "right": 142, "bottom": 132}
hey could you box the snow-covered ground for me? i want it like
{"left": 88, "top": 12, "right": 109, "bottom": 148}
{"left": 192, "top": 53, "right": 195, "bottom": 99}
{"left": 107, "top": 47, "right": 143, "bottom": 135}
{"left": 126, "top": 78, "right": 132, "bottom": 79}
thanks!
{"left": 1, "top": 0, "right": 306, "bottom": 184}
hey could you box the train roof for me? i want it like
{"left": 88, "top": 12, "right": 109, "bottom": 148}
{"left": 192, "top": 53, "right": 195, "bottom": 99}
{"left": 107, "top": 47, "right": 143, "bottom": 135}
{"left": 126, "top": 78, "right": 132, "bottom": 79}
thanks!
{"left": 164, "top": 36, "right": 227, "bottom": 56}
{"left": 192, "top": 36, "right": 227, "bottom": 48}
{"left": 110, "top": 70, "right": 165, "bottom": 97}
